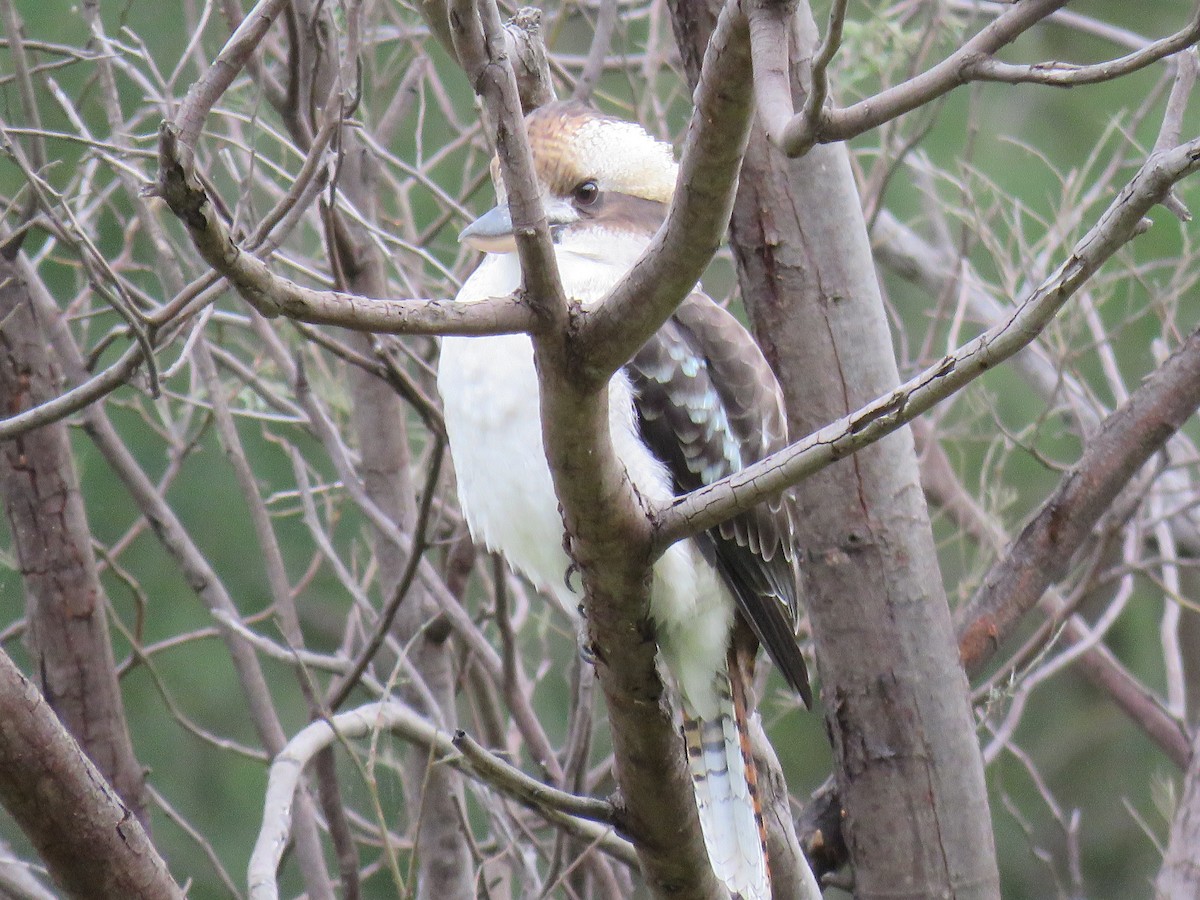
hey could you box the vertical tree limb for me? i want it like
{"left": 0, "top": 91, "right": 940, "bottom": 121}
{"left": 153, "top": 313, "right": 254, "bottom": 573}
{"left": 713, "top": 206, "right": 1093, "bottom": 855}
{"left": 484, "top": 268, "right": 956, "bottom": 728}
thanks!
{"left": 0, "top": 251, "right": 147, "bottom": 824}
{"left": 9, "top": 253, "right": 337, "bottom": 900}
{"left": 667, "top": 1, "right": 1000, "bottom": 896}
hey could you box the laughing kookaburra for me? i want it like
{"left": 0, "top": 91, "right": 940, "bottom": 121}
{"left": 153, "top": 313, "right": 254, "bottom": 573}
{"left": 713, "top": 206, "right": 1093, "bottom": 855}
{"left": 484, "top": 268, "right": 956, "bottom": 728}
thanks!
{"left": 438, "top": 101, "right": 813, "bottom": 900}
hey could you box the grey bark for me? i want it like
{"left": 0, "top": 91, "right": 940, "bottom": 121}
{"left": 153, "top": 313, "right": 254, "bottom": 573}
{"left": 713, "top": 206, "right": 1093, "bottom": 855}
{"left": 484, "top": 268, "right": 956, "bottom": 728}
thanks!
{"left": 0, "top": 645, "right": 183, "bottom": 899}
{"left": 329, "top": 57, "right": 474, "bottom": 900}
{"left": 16, "top": 254, "right": 336, "bottom": 900}
{"left": 0, "top": 251, "right": 147, "bottom": 824}
{"left": 668, "top": 2, "right": 1000, "bottom": 897}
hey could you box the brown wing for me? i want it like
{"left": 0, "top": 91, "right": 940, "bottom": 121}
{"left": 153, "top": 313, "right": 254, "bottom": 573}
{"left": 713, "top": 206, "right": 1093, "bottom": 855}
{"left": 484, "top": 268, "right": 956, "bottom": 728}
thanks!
{"left": 627, "top": 293, "right": 811, "bottom": 707}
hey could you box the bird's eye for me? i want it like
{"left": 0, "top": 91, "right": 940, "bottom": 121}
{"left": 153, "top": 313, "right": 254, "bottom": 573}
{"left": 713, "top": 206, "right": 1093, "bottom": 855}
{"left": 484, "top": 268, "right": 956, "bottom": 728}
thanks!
{"left": 573, "top": 180, "right": 599, "bottom": 207}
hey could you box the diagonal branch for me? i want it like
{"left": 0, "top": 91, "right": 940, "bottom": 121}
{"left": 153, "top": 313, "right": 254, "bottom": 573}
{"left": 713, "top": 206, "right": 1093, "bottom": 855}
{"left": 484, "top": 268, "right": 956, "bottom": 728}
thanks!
{"left": 0, "top": 647, "right": 184, "bottom": 900}
{"left": 972, "top": 15, "right": 1200, "bottom": 87}
{"left": 654, "top": 135, "right": 1200, "bottom": 554}
{"left": 574, "top": 0, "right": 755, "bottom": 383}
{"left": 753, "top": 0, "right": 1200, "bottom": 157}
{"left": 755, "top": 0, "right": 1068, "bottom": 154}
{"left": 154, "top": 125, "right": 535, "bottom": 335}
{"left": 956, "top": 326, "right": 1200, "bottom": 687}
{"left": 175, "top": 0, "right": 292, "bottom": 149}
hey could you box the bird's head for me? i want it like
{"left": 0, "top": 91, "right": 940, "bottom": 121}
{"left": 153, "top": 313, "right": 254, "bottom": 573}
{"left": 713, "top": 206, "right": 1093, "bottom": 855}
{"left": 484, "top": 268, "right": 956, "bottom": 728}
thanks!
{"left": 460, "top": 101, "right": 678, "bottom": 260}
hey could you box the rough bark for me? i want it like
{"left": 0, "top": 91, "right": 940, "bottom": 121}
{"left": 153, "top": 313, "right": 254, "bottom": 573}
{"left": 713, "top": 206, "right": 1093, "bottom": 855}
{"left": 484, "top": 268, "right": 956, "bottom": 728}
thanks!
{"left": 668, "top": 2, "right": 1000, "bottom": 897}
{"left": 0, "top": 251, "right": 147, "bottom": 824}
{"left": 0, "top": 646, "right": 183, "bottom": 899}
{"left": 958, "top": 327, "right": 1200, "bottom": 672}
{"left": 14, "top": 251, "right": 336, "bottom": 900}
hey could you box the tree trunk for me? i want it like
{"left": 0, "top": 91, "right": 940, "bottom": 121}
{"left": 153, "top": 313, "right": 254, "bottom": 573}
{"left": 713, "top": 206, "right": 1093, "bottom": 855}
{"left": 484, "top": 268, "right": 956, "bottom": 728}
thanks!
{"left": 667, "top": 3, "right": 1000, "bottom": 896}
{"left": 0, "top": 251, "right": 147, "bottom": 825}
{"left": 0, "top": 646, "right": 182, "bottom": 899}
{"left": 334, "top": 103, "right": 475, "bottom": 900}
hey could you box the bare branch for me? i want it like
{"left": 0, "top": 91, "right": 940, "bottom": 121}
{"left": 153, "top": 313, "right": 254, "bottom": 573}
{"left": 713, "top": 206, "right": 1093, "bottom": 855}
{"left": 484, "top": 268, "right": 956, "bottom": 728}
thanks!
{"left": 0, "top": 648, "right": 184, "bottom": 900}
{"left": 248, "top": 701, "right": 633, "bottom": 900}
{"left": 765, "top": 0, "right": 1200, "bottom": 157}
{"left": 957, "top": 326, "right": 1200, "bottom": 685}
{"left": 0, "top": 834, "right": 55, "bottom": 900}
{"left": 0, "top": 0, "right": 47, "bottom": 180}
{"left": 972, "top": 11, "right": 1200, "bottom": 88}
{"left": 0, "top": 252, "right": 147, "bottom": 822}
{"left": 577, "top": 0, "right": 755, "bottom": 382}
{"left": 745, "top": 0, "right": 797, "bottom": 147}
{"left": 0, "top": 340, "right": 144, "bottom": 441}
{"left": 6, "top": 0, "right": 1199, "bottom": 894}
{"left": 762, "top": 0, "right": 1068, "bottom": 154}
{"left": 175, "top": 0, "right": 292, "bottom": 149}
{"left": 871, "top": 209, "right": 1101, "bottom": 435}
{"left": 909, "top": 427, "right": 1190, "bottom": 772}
{"left": 452, "top": 729, "right": 616, "bottom": 825}
{"left": 655, "top": 134, "right": 1200, "bottom": 553}
{"left": 153, "top": 125, "right": 535, "bottom": 335}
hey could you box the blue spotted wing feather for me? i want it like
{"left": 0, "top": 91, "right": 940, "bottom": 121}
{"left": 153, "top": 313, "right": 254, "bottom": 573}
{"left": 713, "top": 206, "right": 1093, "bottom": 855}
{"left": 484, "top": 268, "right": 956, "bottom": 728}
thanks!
{"left": 627, "top": 293, "right": 812, "bottom": 706}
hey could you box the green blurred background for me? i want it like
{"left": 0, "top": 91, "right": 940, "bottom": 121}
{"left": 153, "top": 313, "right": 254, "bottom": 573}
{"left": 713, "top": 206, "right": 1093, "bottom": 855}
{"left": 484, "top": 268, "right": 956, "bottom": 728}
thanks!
{"left": 3, "top": 1, "right": 1199, "bottom": 897}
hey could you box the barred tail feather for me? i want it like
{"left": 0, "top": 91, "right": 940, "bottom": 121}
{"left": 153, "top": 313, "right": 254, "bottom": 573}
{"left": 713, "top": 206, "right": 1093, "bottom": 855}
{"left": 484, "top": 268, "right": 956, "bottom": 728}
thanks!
{"left": 681, "top": 671, "right": 770, "bottom": 900}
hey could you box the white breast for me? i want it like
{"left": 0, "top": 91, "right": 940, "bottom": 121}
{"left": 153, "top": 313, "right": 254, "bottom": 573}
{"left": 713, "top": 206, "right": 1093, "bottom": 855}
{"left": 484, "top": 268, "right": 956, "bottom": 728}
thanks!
{"left": 438, "top": 249, "right": 734, "bottom": 717}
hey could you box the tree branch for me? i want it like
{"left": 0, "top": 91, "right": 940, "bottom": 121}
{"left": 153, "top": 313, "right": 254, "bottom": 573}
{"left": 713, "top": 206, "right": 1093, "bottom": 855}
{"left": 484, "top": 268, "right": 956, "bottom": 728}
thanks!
{"left": 654, "top": 134, "right": 1200, "bottom": 554}
{"left": 175, "top": 0, "right": 292, "bottom": 149}
{"left": 0, "top": 251, "right": 147, "bottom": 822}
{"left": 0, "top": 647, "right": 184, "bottom": 900}
{"left": 152, "top": 125, "right": 535, "bottom": 336}
{"left": 247, "top": 701, "right": 633, "bottom": 900}
{"left": 756, "top": 0, "right": 1200, "bottom": 157}
{"left": 756, "top": 0, "right": 1067, "bottom": 153}
{"left": 575, "top": 0, "right": 754, "bottom": 383}
{"left": 956, "top": 326, "right": 1200, "bottom": 684}
{"left": 971, "top": 14, "right": 1200, "bottom": 88}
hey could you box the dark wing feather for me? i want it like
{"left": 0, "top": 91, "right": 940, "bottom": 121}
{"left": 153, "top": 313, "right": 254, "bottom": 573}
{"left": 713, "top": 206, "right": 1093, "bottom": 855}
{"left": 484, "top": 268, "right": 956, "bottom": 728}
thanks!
{"left": 627, "top": 293, "right": 811, "bottom": 707}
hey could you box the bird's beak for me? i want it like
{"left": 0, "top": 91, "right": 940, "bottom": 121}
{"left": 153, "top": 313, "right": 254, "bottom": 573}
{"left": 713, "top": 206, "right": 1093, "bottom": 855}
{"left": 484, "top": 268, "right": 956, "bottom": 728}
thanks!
{"left": 459, "top": 205, "right": 516, "bottom": 254}
{"left": 460, "top": 198, "right": 579, "bottom": 254}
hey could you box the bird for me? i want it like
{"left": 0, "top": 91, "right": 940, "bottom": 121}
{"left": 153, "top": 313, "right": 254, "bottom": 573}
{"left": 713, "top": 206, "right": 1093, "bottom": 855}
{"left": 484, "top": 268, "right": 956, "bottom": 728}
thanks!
{"left": 437, "top": 100, "right": 812, "bottom": 900}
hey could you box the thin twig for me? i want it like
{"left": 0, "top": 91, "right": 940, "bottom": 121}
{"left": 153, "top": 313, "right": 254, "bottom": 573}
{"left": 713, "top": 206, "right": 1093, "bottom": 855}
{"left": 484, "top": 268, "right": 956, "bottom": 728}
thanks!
{"left": 656, "top": 135, "right": 1200, "bottom": 551}
{"left": 247, "top": 701, "right": 631, "bottom": 900}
